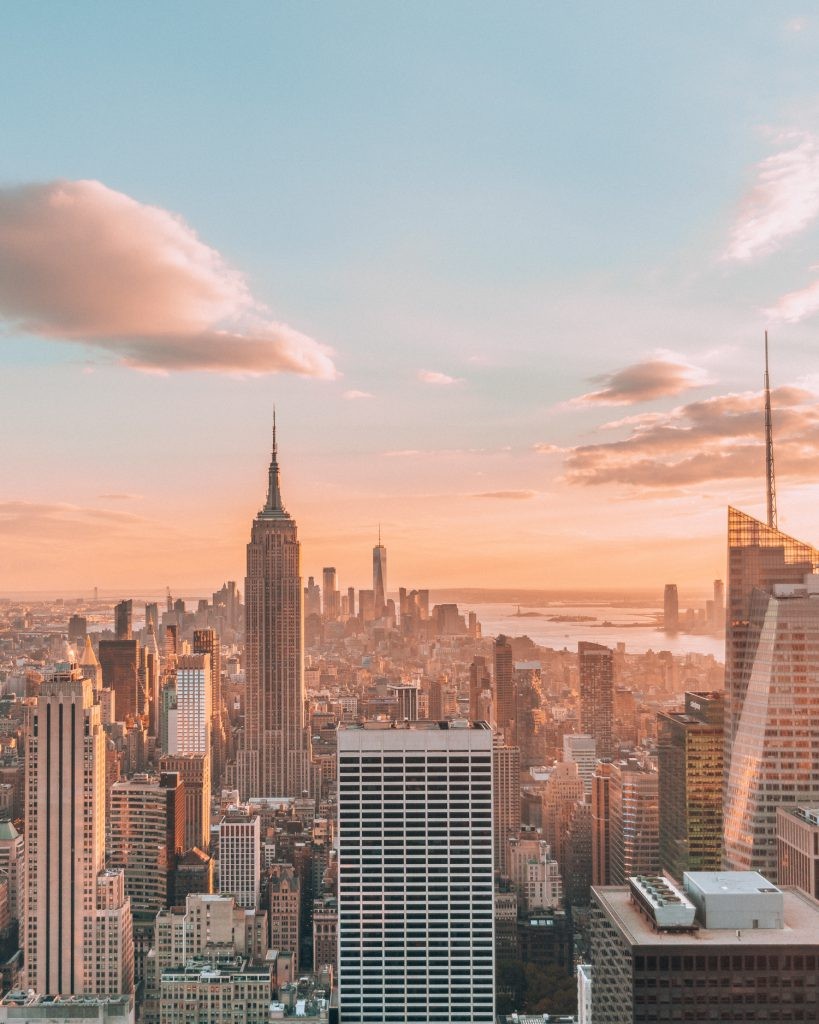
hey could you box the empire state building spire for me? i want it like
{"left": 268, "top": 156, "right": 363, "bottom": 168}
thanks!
{"left": 261, "top": 410, "right": 289, "bottom": 519}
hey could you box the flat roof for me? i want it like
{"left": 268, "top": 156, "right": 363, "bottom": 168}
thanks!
{"left": 593, "top": 886, "right": 819, "bottom": 947}
{"left": 685, "top": 871, "right": 781, "bottom": 896}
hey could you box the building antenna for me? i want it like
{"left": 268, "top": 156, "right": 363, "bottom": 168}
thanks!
{"left": 764, "top": 331, "right": 777, "bottom": 530}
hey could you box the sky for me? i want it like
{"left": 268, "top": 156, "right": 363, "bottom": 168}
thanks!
{"left": 3, "top": 2, "right": 819, "bottom": 595}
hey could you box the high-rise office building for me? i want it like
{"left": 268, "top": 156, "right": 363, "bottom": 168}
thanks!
{"left": 99, "top": 638, "right": 140, "bottom": 721}
{"left": 469, "top": 656, "right": 491, "bottom": 722}
{"left": 67, "top": 614, "right": 87, "bottom": 642}
{"left": 579, "top": 641, "right": 614, "bottom": 760}
{"left": 563, "top": 734, "right": 597, "bottom": 797}
{"left": 493, "top": 738, "right": 521, "bottom": 877}
{"left": 108, "top": 771, "right": 185, "bottom": 914}
{"left": 114, "top": 599, "right": 133, "bottom": 641}
{"left": 658, "top": 691, "right": 723, "bottom": 881}
{"left": 172, "top": 654, "right": 211, "bottom": 756}
{"left": 144, "top": 602, "right": 159, "bottom": 631}
{"left": 160, "top": 753, "right": 210, "bottom": 852}
{"left": 218, "top": 809, "right": 261, "bottom": 910}
{"left": 322, "top": 567, "right": 339, "bottom": 621}
{"left": 712, "top": 578, "right": 725, "bottom": 630}
{"left": 724, "top": 570, "right": 819, "bottom": 878}
{"left": 373, "top": 533, "right": 387, "bottom": 613}
{"left": 192, "top": 628, "right": 221, "bottom": 722}
{"left": 608, "top": 759, "right": 659, "bottom": 884}
{"left": 777, "top": 804, "right": 819, "bottom": 900}
{"left": 724, "top": 507, "right": 818, "bottom": 751}
{"left": 337, "top": 721, "right": 495, "bottom": 1024}
{"left": 24, "top": 661, "right": 134, "bottom": 996}
{"left": 304, "top": 577, "right": 322, "bottom": 618}
{"left": 493, "top": 635, "right": 515, "bottom": 739}
{"left": 663, "top": 584, "right": 679, "bottom": 632}
{"left": 238, "top": 421, "right": 309, "bottom": 800}
{"left": 590, "top": 871, "right": 819, "bottom": 1024}
{"left": 389, "top": 684, "right": 418, "bottom": 721}
{"left": 591, "top": 761, "right": 615, "bottom": 886}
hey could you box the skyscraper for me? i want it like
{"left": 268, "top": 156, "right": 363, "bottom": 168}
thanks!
{"left": 657, "top": 691, "right": 724, "bottom": 880}
{"left": 172, "top": 654, "right": 211, "bottom": 756}
{"left": 608, "top": 759, "right": 660, "bottom": 884}
{"left": 724, "top": 508, "right": 818, "bottom": 750}
{"left": 322, "top": 567, "right": 339, "bottom": 621}
{"left": 663, "top": 583, "right": 679, "bottom": 633}
{"left": 25, "top": 659, "right": 134, "bottom": 996}
{"left": 337, "top": 721, "right": 495, "bottom": 1024}
{"left": 724, "top": 570, "right": 819, "bottom": 878}
{"left": 579, "top": 641, "right": 614, "bottom": 760}
{"left": 108, "top": 771, "right": 185, "bottom": 913}
{"left": 493, "top": 737, "right": 521, "bottom": 877}
{"left": 238, "top": 420, "right": 309, "bottom": 800}
{"left": 98, "top": 638, "right": 139, "bottom": 720}
{"left": 493, "top": 635, "right": 515, "bottom": 739}
{"left": 373, "top": 530, "right": 387, "bottom": 614}
{"left": 114, "top": 598, "right": 133, "bottom": 641}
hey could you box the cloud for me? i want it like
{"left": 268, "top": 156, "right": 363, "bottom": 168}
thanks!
{"left": 766, "top": 274, "right": 819, "bottom": 323}
{"left": 342, "top": 389, "right": 374, "bottom": 400}
{"left": 532, "top": 443, "right": 564, "bottom": 455}
{"left": 0, "top": 500, "right": 146, "bottom": 538}
{"left": 568, "top": 355, "right": 710, "bottom": 406}
{"left": 472, "top": 490, "right": 537, "bottom": 500}
{"left": 723, "top": 133, "right": 819, "bottom": 261}
{"left": 562, "top": 385, "right": 819, "bottom": 487}
{"left": 418, "top": 369, "right": 463, "bottom": 385}
{"left": 97, "top": 493, "right": 142, "bottom": 501}
{"left": 0, "top": 179, "right": 336, "bottom": 377}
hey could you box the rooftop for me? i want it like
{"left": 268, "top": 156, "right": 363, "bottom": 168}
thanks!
{"left": 685, "top": 871, "right": 780, "bottom": 897}
{"left": 593, "top": 885, "right": 819, "bottom": 947}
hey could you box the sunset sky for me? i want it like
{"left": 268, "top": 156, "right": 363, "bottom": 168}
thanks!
{"left": 3, "top": 3, "right": 819, "bottom": 594}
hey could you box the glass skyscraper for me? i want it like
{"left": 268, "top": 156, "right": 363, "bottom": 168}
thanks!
{"left": 723, "top": 507, "right": 819, "bottom": 877}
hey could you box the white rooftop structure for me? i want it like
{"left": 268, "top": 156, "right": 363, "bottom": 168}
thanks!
{"left": 683, "top": 871, "right": 783, "bottom": 930}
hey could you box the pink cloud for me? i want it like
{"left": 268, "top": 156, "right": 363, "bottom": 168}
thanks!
{"left": 418, "top": 369, "right": 463, "bottom": 385}
{"left": 472, "top": 490, "right": 537, "bottom": 500}
{"left": 723, "top": 133, "right": 819, "bottom": 261}
{"left": 342, "top": 389, "right": 374, "bottom": 400}
{"left": 0, "top": 179, "right": 336, "bottom": 377}
{"left": 562, "top": 386, "right": 819, "bottom": 487}
{"left": 567, "top": 355, "right": 709, "bottom": 407}
{"left": 766, "top": 275, "right": 819, "bottom": 323}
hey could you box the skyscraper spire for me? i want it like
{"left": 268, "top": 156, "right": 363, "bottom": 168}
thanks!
{"left": 261, "top": 409, "right": 288, "bottom": 518}
{"left": 764, "top": 331, "right": 777, "bottom": 530}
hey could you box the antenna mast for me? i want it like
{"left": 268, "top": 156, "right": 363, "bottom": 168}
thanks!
{"left": 764, "top": 331, "right": 777, "bottom": 530}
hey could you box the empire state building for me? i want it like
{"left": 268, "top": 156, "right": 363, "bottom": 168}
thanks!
{"left": 238, "top": 420, "right": 310, "bottom": 799}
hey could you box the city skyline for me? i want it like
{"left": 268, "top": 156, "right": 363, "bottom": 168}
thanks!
{"left": 4, "top": 5, "right": 819, "bottom": 591}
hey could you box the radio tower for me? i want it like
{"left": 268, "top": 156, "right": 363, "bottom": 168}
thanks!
{"left": 764, "top": 331, "right": 777, "bottom": 530}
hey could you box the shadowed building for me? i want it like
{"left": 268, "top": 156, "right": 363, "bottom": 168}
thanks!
{"left": 579, "top": 641, "right": 614, "bottom": 760}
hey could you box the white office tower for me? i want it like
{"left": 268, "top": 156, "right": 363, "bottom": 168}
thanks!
{"left": 171, "top": 654, "right": 211, "bottom": 754}
{"left": 218, "top": 809, "right": 261, "bottom": 909}
{"left": 24, "top": 660, "right": 134, "bottom": 996}
{"left": 337, "top": 721, "right": 495, "bottom": 1024}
